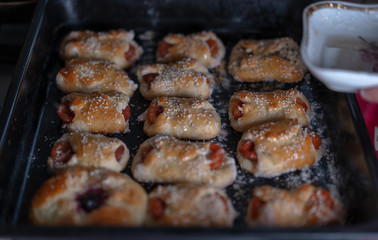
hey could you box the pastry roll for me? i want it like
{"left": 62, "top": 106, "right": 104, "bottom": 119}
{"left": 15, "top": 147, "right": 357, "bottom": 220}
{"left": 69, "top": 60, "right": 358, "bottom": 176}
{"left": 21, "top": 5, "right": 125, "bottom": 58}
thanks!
{"left": 56, "top": 58, "right": 138, "bottom": 96}
{"left": 141, "top": 97, "right": 221, "bottom": 139}
{"left": 137, "top": 58, "right": 215, "bottom": 100}
{"left": 57, "top": 92, "right": 130, "bottom": 133}
{"left": 228, "top": 37, "right": 307, "bottom": 82}
{"left": 60, "top": 29, "right": 143, "bottom": 69}
{"left": 245, "top": 185, "right": 344, "bottom": 227}
{"left": 48, "top": 132, "right": 129, "bottom": 173}
{"left": 237, "top": 119, "right": 322, "bottom": 177}
{"left": 156, "top": 31, "right": 225, "bottom": 68}
{"left": 229, "top": 89, "right": 310, "bottom": 132}
{"left": 146, "top": 185, "right": 238, "bottom": 227}
{"left": 132, "top": 135, "right": 236, "bottom": 188}
{"left": 30, "top": 166, "right": 147, "bottom": 226}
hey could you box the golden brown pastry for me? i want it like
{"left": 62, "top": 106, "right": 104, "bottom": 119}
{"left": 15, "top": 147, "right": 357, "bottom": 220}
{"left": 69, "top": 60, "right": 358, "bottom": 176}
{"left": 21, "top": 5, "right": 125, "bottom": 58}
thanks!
{"left": 48, "top": 132, "right": 129, "bottom": 173}
{"left": 237, "top": 119, "right": 322, "bottom": 177}
{"left": 57, "top": 92, "right": 130, "bottom": 133}
{"left": 245, "top": 185, "right": 344, "bottom": 227}
{"left": 228, "top": 37, "right": 307, "bottom": 82}
{"left": 60, "top": 29, "right": 143, "bottom": 69}
{"left": 146, "top": 184, "right": 237, "bottom": 227}
{"left": 141, "top": 97, "right": 221, "bottom": 139}
{"left": 132, "top": 135, "right": 236, "bottom": 188}
{"left": 137, "top": 58, "right": 215, "bottom": 100}
{"left": 56, "top": 58, "right": 137, "bottom": 96}
{"left": 229, "top": 89, "right": 310, "bottom": 132}
{"left": 156, "top": 31, "right": 225, "bottom": 68}
{"left": 30, "top": 166, "right": 147, "bottom": 226}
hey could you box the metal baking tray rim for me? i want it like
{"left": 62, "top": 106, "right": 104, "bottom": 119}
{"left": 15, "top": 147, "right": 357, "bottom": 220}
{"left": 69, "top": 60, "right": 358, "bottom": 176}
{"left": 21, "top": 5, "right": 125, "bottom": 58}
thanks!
{"left": 0, "top": 0, "right": 378, "bottom": 237}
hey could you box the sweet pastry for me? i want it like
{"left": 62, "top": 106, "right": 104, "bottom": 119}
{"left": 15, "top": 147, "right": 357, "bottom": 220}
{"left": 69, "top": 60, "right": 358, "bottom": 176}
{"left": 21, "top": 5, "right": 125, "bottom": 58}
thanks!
{"left": 137, "top": 58, "right": 215, "bottom": 100}
{"left": 60, "top": 29, "right": 143, "bottom": 69}
{"left": 228, "top": 37, "right": 307, "bottom": 82}
{"left": 131, "top": 135, "right": 236, "bottom": 188}
{"left": 146, "top": 184, "right": 237, "bottom": 227}
{"left": 229, "top": 89, "right": 310, "bottom": 132}
{"left": 30, "top": 166, "right": 148, "bottom": 226}
{"left": 245, "top": 184, "right": 344, "bottom": 227}
{"left": 48, "top": 132, "right": 129, "bottom": 173}
{"left": 57, "top": 92, "right": 130, "bottom": 133}
{"left": 156, "top": 31, "right": 225, "bottom": 68}
{"left": 140, "top": 97, "right": 221, "bottom": 139}
{"left": 236, "top": 119, "right": 322, "bottom": 177}
{"left": 56, "top": 58, "right": 138, "bottom": 96}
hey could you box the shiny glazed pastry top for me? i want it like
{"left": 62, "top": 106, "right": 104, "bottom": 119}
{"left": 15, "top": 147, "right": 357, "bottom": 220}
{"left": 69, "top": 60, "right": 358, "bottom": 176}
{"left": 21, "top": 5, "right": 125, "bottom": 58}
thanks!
{"left": 146, "top": 184, "right": 238, "bottom": 227}
{"left": 60, "top": 29, "right": 143, "bottom": 69}
{"left": 56, "top": 58, "right": 137, "bottom": 96}
{"left": 229, "top": 88, "right": 311, "bottom": 132}
{"left": 246, "top": 184, "right": 344, "bottom": 227}
{"left": 48, "top": 132, "right": 129, "bottom": 173}
{"left": 156, "top": 31, "right": 225, "bottom": 68}
{"left": 228, "top": 37, "right": 307, "bottom": 82}
{"left": 137, "top": 58, "right": 215, "bottom": 100}
{"left": 237, "top": 119, "right": 322, "bottom": 177}
{"left": 132, "top": 135, "right": 236, "bottom": 188}
{"left": 30, "top": 166, "right": 148, "bottom": 226}
{"left": 57, "top": 92, "right": 131, "bottom": 134}
{"left": 141, "top": 97, "right": 221, "bottom": 139}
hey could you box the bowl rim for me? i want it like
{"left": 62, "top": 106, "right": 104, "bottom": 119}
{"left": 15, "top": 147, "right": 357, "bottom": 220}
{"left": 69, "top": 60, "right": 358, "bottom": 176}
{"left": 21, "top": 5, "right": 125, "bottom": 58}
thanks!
{"left": 303, "top": 1, "right": 378, "bottom": 18}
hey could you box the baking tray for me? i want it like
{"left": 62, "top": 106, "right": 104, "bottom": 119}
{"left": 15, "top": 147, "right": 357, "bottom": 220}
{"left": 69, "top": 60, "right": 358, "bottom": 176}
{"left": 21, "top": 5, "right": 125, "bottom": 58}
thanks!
{"left": 0, "top": 0, "right": 378, "bottom": 238}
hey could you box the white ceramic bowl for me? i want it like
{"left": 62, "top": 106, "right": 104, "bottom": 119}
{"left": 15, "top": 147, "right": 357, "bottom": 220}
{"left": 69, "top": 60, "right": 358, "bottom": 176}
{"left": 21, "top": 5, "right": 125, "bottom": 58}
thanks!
{"left": 301, "top": 1, "right": 378, "bottom": 92}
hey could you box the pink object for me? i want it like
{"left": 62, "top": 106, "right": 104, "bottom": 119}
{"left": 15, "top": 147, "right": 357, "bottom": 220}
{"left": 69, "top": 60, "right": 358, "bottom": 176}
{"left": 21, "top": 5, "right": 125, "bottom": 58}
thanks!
{"left": 356, "top": 93, "right": 378, "bottom": 160}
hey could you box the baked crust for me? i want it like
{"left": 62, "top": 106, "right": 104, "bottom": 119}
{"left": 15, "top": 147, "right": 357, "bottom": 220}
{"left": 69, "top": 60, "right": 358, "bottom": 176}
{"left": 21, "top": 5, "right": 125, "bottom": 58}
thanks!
{"left": 245, "top": 185, "right": 344, "bottom": 227}
{"left": 137, "top": 58, "right": 215, "bottom": 100}
{"left": 30, "top": 166, "right": 147, "bottom": 226}
{"left": 228, "top": 37, "right": 307, "bottom": 82}
{"left": 131, "top": 135, "right": 236, "bottom": 188}
{"left": 60, "top": 29, "right": 143, "bottom": 69}
{"left": 236, "top": 119, "right": 322, "bottom": 177}
{"left": 156, "top": 31, "right": 225, "bottom": 68}
{"left": 229, "top": 89, "right": 310, "bottom": 132}
{"left": 58, "top": 92, "right": 130, "bottom": 133}
{"left": 142, "top": 97, "right": 221, "bottom": 139}
{"left": 146, "top": 184, "right": 238, "bottom": 227}
{"left": 56, "top": 58, "right": 137, "bottom": 96}
{"left": 48, "top": 132, "right": 129, "bottom": 173}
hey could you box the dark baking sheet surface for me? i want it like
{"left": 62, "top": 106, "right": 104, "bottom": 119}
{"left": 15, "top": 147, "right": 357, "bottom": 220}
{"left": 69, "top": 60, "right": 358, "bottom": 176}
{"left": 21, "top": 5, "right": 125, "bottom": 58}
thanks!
{"left": 0, "top": 0, "right": 378, "bottom": 238}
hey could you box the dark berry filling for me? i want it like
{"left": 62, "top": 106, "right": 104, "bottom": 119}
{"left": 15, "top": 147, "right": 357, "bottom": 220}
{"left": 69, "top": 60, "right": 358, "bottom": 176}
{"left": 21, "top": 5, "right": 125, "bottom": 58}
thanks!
{"left": 76, "top": 187, "right": 109, "bottom": 213}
